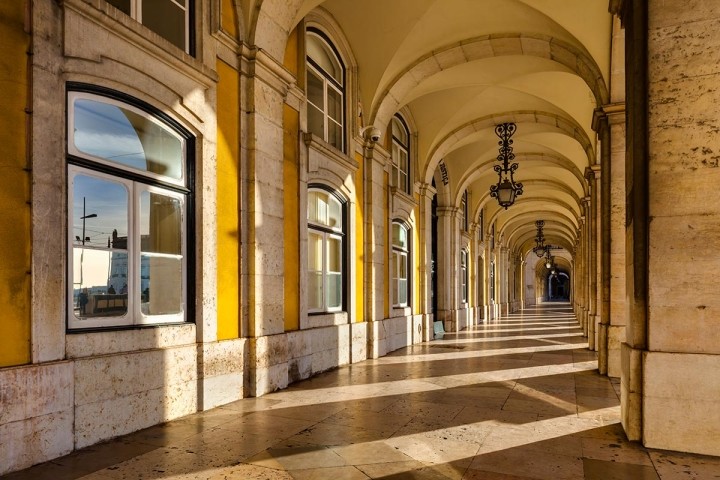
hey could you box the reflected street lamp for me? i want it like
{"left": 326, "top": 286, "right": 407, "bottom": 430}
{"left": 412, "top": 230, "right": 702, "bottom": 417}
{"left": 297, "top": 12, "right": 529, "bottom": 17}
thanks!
{"left": 81, "top": 197, "right": 97, "bottom": 246}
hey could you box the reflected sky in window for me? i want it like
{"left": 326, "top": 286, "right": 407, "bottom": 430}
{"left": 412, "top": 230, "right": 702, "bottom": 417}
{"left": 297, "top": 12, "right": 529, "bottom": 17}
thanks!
{"left": 73, "top": 98, "right": 184, "bottom": 181}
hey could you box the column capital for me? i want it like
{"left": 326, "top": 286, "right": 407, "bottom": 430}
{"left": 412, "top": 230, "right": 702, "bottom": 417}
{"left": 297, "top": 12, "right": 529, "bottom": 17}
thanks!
{"left": 419, "top": 182, "right": 437, "bottom": 200}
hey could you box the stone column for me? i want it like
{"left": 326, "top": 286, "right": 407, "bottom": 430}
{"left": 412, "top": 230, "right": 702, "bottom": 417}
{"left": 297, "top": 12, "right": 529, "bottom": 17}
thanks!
{"left": 607, "top": 104, "right": 627, "bottom": 377}
{"left": 612, "top": 0, "right": 647, "bottom": 443}
{"left": 581, "top": 198, "right": 591, "bottom": 337}
{"left": 499, "top": 245, "right": 509, "bottom": 315}
{"left": 364, "top": 141, "right": 389, "bottom": 358}
{"left": 594, "top": 109, "right": 611, "bottom": 374}
{"left": 585, "top": 167, "right": 600, "bottom": 351}
{"left": 435, "top": 206, "right": 455, "bottom": 330}
{"left": 418, "top": 183, "right": 437, "bottom": 341}
{"left": 243, "top": 50, "right": 294, "bottom": 396}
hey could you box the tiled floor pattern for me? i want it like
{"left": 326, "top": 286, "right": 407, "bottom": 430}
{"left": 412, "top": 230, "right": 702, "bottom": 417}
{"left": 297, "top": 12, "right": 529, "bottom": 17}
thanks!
{"left": 5, "top": 303, "right": 720, "bottom": 479}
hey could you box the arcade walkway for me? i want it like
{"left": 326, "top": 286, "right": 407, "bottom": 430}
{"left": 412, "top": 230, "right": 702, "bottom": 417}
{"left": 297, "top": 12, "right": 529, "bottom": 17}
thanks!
{"left": 5, "top": 304, "right": 719, "bottom": 480}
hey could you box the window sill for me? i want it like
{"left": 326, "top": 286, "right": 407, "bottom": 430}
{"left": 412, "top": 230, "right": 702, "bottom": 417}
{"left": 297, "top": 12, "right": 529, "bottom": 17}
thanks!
{"left": 303, "top": 311, "right": 348, "bottom": 329}
{"left": 65, "top": 322, "right": 196, "bottom": 358}
{"left": 305, "top": 133, "right": 359, "bottom": 172}
{"left": 391, "top": 306, "right": 412, "bottom": 318}
{"left": 67, "top": 0, "right": 218, "bottom": 86}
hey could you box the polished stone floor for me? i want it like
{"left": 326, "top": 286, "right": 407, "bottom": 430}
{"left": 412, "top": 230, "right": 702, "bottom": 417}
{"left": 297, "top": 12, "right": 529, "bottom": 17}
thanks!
{"left": 5, "top": 303, "right": 720, "bottom": 479}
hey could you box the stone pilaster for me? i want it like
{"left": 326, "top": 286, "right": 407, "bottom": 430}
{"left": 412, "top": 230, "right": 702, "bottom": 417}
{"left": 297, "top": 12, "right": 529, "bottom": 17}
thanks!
{"left": 242, "top": 49, "right": 294, "bottom": 396}
{"left": 419, "top": 183, "right": 437, "bottom": 340}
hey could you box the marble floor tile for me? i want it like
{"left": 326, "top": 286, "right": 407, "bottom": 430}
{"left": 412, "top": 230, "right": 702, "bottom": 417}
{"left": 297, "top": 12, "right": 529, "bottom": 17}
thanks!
{"left": 5, "top": 303, "right": 720, "bottom": 480}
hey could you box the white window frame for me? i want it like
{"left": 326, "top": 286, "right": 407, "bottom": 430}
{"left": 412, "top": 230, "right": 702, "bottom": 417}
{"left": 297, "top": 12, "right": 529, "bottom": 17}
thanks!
{"left": 307, "top": 188, "right": 345, "bottom": 313}
{"left": 392, "top": 222, "right": 410, "bottom": 308}
{"left": 106, "top": 0, "right": 191, "bottom": 53}
{"left": 67, "top": 88, "right": 191, "bottom": 330}
{"left": 391, "top": 116, "right": 410, "bottom": 194}
{"left": 306, "top": 30, "right": 345, "bottom": 152}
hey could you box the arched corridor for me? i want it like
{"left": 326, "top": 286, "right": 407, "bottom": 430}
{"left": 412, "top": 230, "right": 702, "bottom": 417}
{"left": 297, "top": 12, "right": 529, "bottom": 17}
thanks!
{"left": 3, "top": 0, "right": 720, "bottom": 474}
{"left": 5, "top": 303, "right": 719, "bottom": 479}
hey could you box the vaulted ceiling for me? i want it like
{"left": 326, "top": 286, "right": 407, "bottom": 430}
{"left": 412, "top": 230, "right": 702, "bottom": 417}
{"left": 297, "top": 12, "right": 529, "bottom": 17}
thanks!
{"left": 259, "top": 0, "right": 613, "bottom": 259}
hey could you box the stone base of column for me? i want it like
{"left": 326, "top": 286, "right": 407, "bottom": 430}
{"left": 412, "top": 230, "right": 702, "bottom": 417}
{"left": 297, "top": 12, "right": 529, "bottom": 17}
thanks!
{"left": 607, "top": 324, "right": 626, "bottom": 377}
{"left": 642, "top": 351, "right": 720, "bottom": 455}
{"left": 422, "top": 313, "right": 434, "bottom": 342}
{"left": 620, "top": 342, "right": 643, "bottom": 441}
{"left": 248, "top": 334, "right": 289, "bottom": 397}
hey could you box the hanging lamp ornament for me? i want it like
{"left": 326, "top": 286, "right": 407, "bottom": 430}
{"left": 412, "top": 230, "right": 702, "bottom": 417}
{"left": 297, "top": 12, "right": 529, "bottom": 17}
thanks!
{"left": 489, "top": 123, "right": 523, "bottom": 209}
{"left": 533, "top": 220, "right": 546, "bottom": 257}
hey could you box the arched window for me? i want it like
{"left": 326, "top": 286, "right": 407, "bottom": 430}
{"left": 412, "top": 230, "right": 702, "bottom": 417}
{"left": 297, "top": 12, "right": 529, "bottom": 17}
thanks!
{"left": 306, "top": 29, "right": 345, "bottom": 152}
{"left": 307, "top": 187, "right": 345, "bottom": 312}
{"left": 67, "top": 86, "right": 193, "bottom": 329}
{"left": 391, "top": 116, "right": 410, "bottom": 194}
{"left": 460, "top": 248, "right": 468, "bottom": 304}
{"left": 392, "top": 222, "right": 410, "bottom": 307}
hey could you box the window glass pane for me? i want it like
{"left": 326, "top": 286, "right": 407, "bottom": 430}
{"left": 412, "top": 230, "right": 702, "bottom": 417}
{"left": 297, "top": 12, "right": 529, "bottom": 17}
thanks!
{"left": 307, "top": 33, "right": 342, "bottom": 83}
{"left": 392, "top": 223, "right": 407, "bottom": 249}
{"left": 73, "top": 97, "right": 184, "bottom": 181}
{"left": 398, "top": 279, "right": 407, "bottom": 305}
{"left": 327, "top": 195, "right": 342, "bottom": 230}
{"left": 399, "top": 151, "right": 408, "bottom": 173}
{"left": 392, "top": 117, "right": 408, "bottom": 145}
{"left": 140, "top": 191, "right": 182, "bottom": 255}
{"left": 142, "top": 0, "right": 186, "bottom": 51}
{"left": 307, "top": 69, "right": 324, "bottom": 110}
{"left": 72, "top": 174, "right": 129, "bottom": 245}
{"left": 308, "top": 105, "right": 325, "bottom": 143}
{"left": 326, "top": 272, "right": 342, "bottom": 308}
{"left": 73, "top": 249, "right": 128, "bottom": 318}
{"left": 308, "top": 271, "right": 323, "bottom": 310}
{"left": 72, "top": 174, "right": 129, "bottom": 319}
{"left": 106, "top": 0, "right": 131, "bottom": 15}
{"left": 399, "top": 253, "right": 407, "bottom": 280}
{"left": 328, "top": 120, "right": 343, "bottom": 151}
{"left": 327, "top": 87, "right": 342, "bottom": 123}
{"left": 391, "top": 165, "right": 398, "bottom": 188}
{"left": 308, "top": 190, "right": 329, "bottom": 226}
{"left": 392, "top": 278, "right": 398, "bottom": 306}
{"left": 140, "top": 254, "right": 183, "bottom": 315}
{"left": 400, "top": 171, "right": 408, "bottom": 193}
{"left": 328, "top": 236, "right": 342, "bottom": 273}
{"left": 308, "top": 231, "right": 323, "bottom": 271}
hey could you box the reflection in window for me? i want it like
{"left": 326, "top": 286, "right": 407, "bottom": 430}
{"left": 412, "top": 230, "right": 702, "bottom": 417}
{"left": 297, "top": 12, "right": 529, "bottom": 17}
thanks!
{"left": 105, "top": 0, "right": 191, "bottom": 53}
{"left": 72, "top": 96, "right": 184, "bottom": 182}
{"left": 68, "top": 88, "right": 191, "bottom": 329}
{"left": 391, "top": 116, "right": 410, "bottom": 194}
{"left": 392, "top": 222, "right": 410, "bottom": 308}
{"left": 306, "top": 30, "right": 344, "bottom": 151}
{"left": 307, "top": 188, "right": 344, "bottom": 313}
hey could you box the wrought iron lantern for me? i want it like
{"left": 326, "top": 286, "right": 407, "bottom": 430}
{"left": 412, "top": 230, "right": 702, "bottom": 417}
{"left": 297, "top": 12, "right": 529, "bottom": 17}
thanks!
{"left": 532, "top": 220, "right": 546, "bottom": 257}
{"left": 489, "top": 122, "right": 523, "bottom": 209}
{"left": 544, "top": 248, "right": 554, "bottom": 269}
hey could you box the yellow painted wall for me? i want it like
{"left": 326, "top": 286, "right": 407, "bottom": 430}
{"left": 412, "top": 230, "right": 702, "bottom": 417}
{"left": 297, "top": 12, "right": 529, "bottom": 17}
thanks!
{"left": 0, "top": 2, "right": 30, "bottom": 367}
{"left": 220, "top": 0, "right": 239, "bottom": 41}
{"left": 216, "top": 60, "right": 241, "bottom": 340}
{"left": 284, "top": 25, "right": 300, "bottom": 78}
{"left": 355, "top": 152, "right": 364, "bottom": 322}
{"left": 283, "top": 104, "right": 300, "bottom": 331}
